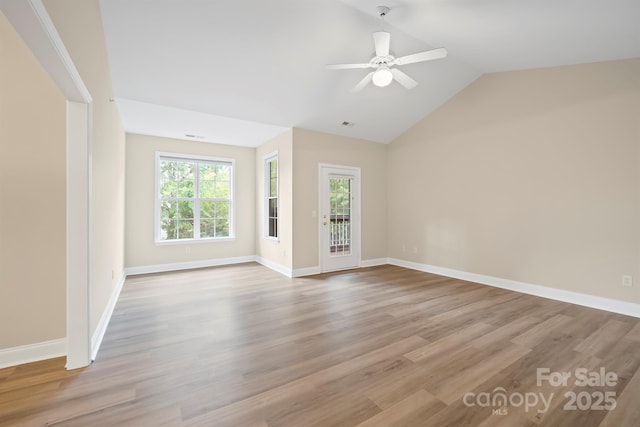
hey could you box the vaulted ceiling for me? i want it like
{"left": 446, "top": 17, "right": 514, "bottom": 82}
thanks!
{"left": 99, "top": 0, "right": 640, "bottom": 146}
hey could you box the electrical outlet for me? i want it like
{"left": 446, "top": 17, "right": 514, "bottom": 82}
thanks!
{"left": 622, "top": 275, "right": 633, "bottom": 287}
{"left": 412, "top": 246, "right": 418, "bottom": 254}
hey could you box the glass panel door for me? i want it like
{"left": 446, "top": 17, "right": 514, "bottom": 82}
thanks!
{"left": 329, "top": 177, "right": 351, "bottom": 256}
{"left": 320, "top": 166, "right": 360, "bottom": 272}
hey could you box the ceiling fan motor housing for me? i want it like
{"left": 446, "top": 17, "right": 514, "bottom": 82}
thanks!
{"left": 371, "top": 55, "right": 394, "bottom": 67}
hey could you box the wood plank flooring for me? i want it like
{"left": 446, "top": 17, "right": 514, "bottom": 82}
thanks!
{"left": 1, "top": 263, "right": 639, "bottom": 426}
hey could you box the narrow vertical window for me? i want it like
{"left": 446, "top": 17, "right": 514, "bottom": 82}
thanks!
{"left": 156, "top": 153, "right": 234, "bottom": 243}
{"left": 264, "top": 153, "right": 278, "bottom": 239}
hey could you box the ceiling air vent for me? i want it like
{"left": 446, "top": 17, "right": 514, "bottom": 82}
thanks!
{"left": 185, "top": 133, "right": 206, "bottom": 139}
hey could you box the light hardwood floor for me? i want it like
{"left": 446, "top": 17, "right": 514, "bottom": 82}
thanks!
{"left": 1, "top": 263, "right": 639, "bottom": 426}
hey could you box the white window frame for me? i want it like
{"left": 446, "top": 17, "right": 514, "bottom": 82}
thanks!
{"left": 263, "top": 151, "right": 279, "bottom": 241}
{"left": 155, "top": 151, "right": 235, "bottom": 245}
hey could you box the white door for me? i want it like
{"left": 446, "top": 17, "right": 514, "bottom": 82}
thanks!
{"left": 319, "top": 165, "right": 360, "bottom": 272}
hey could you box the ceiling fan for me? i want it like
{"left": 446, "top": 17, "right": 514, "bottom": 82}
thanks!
{"left": 326, "top": 6, "right": 447, "bottom": 92}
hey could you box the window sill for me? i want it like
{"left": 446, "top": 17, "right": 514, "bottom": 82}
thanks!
{"left": 155, "top": 237, "right": 236, "bottom": 246}
{"left": 263, "top": 236, "right": 280, "bottom": 243}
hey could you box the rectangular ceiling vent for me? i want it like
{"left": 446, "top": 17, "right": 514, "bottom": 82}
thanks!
{"left": 185, "top": 133, "right": 206, "bottom": 139}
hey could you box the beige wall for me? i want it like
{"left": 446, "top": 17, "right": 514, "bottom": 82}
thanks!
{"left": 388, "top": 59, "right": 640, "bottom": 304}
{"left": 45, "top": 0, "right": 126, "bottom": 332}
{"left": 0, "top": 12, "right": 67, "bottom": 348}
{"left": 125, "top": 134, "right": 256, "bottom": 267}
{"left": 256, "top": 130, "right": 293, "bottom": 269}
{"left": 292, "top": 128, "right": 387, "bottom": 270}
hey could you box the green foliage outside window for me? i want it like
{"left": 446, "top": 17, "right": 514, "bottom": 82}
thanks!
{"left": 329, "top": 178, "right": 351, "bottom": 216}
{"left": 267, "top": 158, "right": 278, "bottom": 238}
{"left": 159, "top": 157, "right": 232, "bottom": 241}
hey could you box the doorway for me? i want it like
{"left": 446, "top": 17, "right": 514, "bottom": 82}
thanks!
{"left": 319, "top": 165, "right": 361, "bottom": 272}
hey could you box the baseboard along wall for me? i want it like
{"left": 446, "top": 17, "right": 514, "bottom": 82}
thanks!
{"left": 4, "top": 255, "right": 638, "bottom": 369}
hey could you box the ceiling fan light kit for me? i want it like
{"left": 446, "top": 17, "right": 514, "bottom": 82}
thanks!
{"left": 326, "top": 5, "right": 447, "bottom": 92}
{"left": 372, "top": 67, "right": 393, "bottom": 87}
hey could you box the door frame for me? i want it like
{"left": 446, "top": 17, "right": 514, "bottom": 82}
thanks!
{"left": 318, "top": 163, "right": 361, "bottom": 273}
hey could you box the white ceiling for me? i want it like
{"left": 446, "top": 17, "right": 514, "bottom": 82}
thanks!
{"left": 99, "top": 0, "right": 640, "bottom": 146}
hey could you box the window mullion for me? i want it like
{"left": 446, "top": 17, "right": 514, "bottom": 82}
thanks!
{"left": 194, "top": 162, "right": 200, "bottom": 239}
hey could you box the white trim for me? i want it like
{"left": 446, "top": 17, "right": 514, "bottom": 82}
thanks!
{"left": 90, "top": 272, "right": 126, "bottom": 361}
{"left": 6, "top": 256, "right": 636, "bottom": 369}
{"left": 360, "top": 258, "right": 388, "bottom": 268}
{"left": 65, "top": 101, "right": 92, "bottom": 370}
{"left": 154, "top": 237, "right": 236, "bottom": 246}
{"left": 292, "top": 266, "right": 322, "bottom": 277}
{"left": 125, "top": 256, "right": 256, "bottom": 276}
{"left": 125, "top": 257, "right": 318, "bottom": 280}
{"left": 157, "top": 151, "right": 235, "bottom": 164}
{"left": 0, "top": 339, "right": 67, "bottom": 369}
{"left": 0, "top": 0, "right": 91, "bottom": 102}
{"left": 263, "top": 150, "right": 279, "bottom": 240}
{"left": 388, "top": 258, "right": 640, "bottom": 319}
{"left": 262, "top": 150, "right": 279, "bottom": 160}
{"left": 255, "top": 256, "right": 292, "bottom": 278}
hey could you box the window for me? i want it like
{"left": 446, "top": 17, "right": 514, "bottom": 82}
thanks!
{"left": 156, "top": 153, "right": 234, "bottom": 243}
{"left": 329, "top": 177, "right": 351, "bottom": 255}
{"left": 264, "top": 152, "right": 278, "bottom": 239}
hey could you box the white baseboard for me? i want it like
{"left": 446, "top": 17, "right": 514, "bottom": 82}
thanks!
{"left": 124, "top": 255, "right": 256, "bottom": 276}
{"left": 11, "top": 256, "right": 633, "bottom": 370}
{"left": 291, "top": 259, "right": 386, "bottom": 276}
{"left": 255, "top": 257, "right": 293, "bottom": 277}
{"left": 290, "top": 259, "right": 386, "bottom": 277}
{"left": 361, "top": 258, "right": 388, "bottom": 268}
{"left": 91, "top": 272, "right": 126, "bottom": 361}
{"left": 388, "top": 258, "right": 640, "bottom": 319}
{"left": 0, "top": 338, "right": 66, "bottom": 369}
{"left": 292, "top": 266, "right": 321, "bottom": 277}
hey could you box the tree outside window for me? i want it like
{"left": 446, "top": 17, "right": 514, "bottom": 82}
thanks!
{"left": 157, "top": 154, "right": 233, "bottom": 242}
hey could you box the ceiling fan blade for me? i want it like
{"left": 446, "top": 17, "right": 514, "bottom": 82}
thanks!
{"left": 373, "top": 31, "right": 390, "bottom": 57}
{"left": 391, "top": 68, "right": 418, "bottom": 89}
{"left": 351, "top": 72, "right": 374, "bottom": 93}
{"left": 325, "top": 63, "right": 371, "bottom": 70}
{"left": 395, "top": 47, "right": 447, "bottom": 65}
